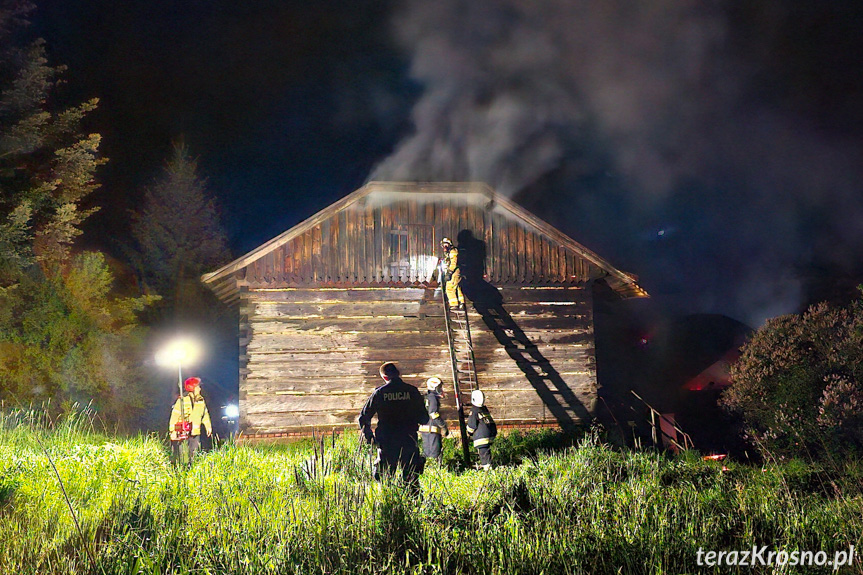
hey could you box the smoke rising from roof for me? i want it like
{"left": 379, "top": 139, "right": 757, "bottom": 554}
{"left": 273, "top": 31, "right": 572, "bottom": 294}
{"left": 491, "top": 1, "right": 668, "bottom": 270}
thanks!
{"left": 370, "top": 0, "right": 863, "bottom": 325}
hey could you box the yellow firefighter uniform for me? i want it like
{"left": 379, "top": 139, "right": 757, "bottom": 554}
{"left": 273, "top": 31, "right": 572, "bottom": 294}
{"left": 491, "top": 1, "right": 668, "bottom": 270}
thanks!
{"left": 443, "top": 245, "right": 464, "bottom": 308}
{"left": 169, "top": 394, "right": 212, "bottom": 440}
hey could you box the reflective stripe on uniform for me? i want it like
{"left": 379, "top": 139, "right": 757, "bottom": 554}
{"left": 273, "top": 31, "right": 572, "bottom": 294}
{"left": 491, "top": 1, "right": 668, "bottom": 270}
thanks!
{"left": 429, "top": 411, "right": 440, "bottom": 419}
{"left": 466, "top": 425, "right": 476, "bottom": 434}
{"left": 473, "top": 437, "right": 492, "bottom": 447}
{"left": 419, "top": 425, "right": 442, "bottom": 434}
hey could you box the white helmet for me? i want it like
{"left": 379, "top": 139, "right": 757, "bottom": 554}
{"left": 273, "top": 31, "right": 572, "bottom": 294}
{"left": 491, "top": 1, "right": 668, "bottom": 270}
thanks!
{"left": 471, "top": 389, "right": 485, "bottom": 407}
{"left": 426, "top": 377, "right": 443, "bottom": 391}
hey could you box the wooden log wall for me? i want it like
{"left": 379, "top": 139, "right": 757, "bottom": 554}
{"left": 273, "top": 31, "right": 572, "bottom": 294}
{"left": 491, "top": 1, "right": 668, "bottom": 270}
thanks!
{"left": 239, "top": 285, "right": 597, "bottom": 434}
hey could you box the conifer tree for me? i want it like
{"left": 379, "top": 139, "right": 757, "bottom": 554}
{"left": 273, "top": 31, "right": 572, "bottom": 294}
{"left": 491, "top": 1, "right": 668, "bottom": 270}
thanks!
{"left": 128, "top": 142, "right": 235, "bottom": 433}
{"left": 0, "top": 1, "right": 103, "bottom": 282}
{"left": 130, "top": 141, "right": 231, "bottom": 319}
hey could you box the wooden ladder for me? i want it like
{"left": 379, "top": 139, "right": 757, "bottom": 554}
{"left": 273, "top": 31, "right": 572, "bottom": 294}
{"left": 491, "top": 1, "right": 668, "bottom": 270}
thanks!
{"left": 441, "top": 278, "right": 478, "bottom": 464}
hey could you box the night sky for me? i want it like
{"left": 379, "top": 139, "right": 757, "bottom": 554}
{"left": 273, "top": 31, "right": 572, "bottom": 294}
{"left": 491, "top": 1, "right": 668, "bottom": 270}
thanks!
{"left": 32, "top": 0, "right": 863, "bottom": 328}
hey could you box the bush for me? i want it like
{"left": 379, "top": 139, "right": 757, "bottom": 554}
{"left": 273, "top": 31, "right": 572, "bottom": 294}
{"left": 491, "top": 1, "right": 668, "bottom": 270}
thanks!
{"left": 721, "top": 293, "right": 863, "bottom": 459}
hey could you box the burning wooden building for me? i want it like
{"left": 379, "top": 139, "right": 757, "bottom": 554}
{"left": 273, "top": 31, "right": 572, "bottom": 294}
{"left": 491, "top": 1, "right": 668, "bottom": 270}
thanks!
{"left": 202, "top": 181, "right": 647, "bottom": 437}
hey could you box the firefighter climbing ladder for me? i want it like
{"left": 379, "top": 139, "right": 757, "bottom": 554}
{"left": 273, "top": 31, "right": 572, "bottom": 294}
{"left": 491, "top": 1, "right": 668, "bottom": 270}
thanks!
{"left": 441, "top": 278, "right": 478, "bottom": 464}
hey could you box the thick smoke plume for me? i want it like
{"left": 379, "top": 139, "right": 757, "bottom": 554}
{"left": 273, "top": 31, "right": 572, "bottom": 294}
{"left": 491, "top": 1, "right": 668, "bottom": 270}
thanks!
{"left": 371, "top": 0, "right": 863, "bottom": 325}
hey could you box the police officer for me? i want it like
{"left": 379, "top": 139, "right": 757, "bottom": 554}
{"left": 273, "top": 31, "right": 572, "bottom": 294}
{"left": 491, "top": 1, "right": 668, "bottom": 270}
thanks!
{"left": 169, "top": 376, "right": 212, "bottom": 465}
{"left": 466, "top": 389, "right": 497, "bottom": 470}
{"left": 440, "top": 237, "right": 465, "bottom": 309}
{"left": 419, "top": 377, "right": 449, "bottom": 463}
{"left": 358, "top": 362, "right": 428, "bottom": 486}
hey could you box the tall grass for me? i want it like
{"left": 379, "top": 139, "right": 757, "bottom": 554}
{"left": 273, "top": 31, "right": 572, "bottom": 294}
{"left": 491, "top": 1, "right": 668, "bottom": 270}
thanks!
{"left": 1, "top": 409, "right": 861, "bottom": 574}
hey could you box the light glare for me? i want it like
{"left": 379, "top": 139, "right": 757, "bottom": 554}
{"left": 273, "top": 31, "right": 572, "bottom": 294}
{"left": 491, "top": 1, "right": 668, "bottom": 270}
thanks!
{"left": 155, "top": 337, "right": 202, "bottom": 368}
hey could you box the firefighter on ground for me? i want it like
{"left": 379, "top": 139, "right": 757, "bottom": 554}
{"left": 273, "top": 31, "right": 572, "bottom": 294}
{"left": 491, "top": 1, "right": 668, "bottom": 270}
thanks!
{"left": 466, "top": 389, "right": 497, "bottom": 470}
{"left": 358, "top": 362, "right": 428, "bottom": 487}
{"left": 419, "top": 377, "right": 449, "bottom": 463}
{"left": 439, "top": 237, "right": 465, "bottom": 309}
{"left": 169, "top": 376, "right": 212, "bottom": 465}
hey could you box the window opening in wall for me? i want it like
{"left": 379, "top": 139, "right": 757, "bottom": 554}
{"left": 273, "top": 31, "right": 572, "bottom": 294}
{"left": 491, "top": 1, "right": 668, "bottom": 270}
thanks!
{"left": 387, "top": 224, "right": 436, "bottom": 282}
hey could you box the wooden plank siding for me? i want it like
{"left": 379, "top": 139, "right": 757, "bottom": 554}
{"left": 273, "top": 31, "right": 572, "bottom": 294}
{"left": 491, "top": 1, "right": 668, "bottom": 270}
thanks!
{"left": 239, "top": 286, "right": 597, "bottom": 434}
{"left": 239, "top": 191, "right": 613, "bottom": 289}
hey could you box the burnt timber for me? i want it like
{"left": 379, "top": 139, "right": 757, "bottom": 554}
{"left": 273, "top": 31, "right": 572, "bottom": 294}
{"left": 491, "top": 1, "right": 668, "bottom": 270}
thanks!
{"left": 202, "top": 181, "right": 647, "bottom": 436}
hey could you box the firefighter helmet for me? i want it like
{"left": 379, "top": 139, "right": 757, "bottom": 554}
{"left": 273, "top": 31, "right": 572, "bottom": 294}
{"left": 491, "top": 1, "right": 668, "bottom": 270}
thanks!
{"left": 471, "top": 389, "right": 485, "bottom": 407}
{"left": 440, "top": 237, "right": 453, "bottom": 248}
{"left": 379, "top": 362, "right": 399, "bottom": 381}
{"left": 426, "top": 376, "right": 443, "bottom": 391}
{"left": 184, "top": 377, "right": 201, "bottom": 392}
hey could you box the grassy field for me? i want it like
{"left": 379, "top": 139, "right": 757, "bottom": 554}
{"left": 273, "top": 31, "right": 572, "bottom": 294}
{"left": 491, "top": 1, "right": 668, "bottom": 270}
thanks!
{"left": 1, "top": 408, "right": 862, "bottom": 574}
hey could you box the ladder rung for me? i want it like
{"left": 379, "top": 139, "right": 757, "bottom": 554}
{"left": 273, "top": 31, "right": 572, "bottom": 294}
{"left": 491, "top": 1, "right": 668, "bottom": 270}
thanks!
{"left": 447, "top": 307, "right": 477, "bottom": 388}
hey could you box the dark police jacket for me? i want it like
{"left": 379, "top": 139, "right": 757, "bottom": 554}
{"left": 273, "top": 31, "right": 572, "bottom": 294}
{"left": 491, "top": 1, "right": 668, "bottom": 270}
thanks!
{"left": 466, "top": 405, "right": 497, "bottom": 447}
{"left": 358, "top": 376, "right": 427, "bottom": 450}
{"left": 419, "top": 391, "right": 449, "bottom": 436}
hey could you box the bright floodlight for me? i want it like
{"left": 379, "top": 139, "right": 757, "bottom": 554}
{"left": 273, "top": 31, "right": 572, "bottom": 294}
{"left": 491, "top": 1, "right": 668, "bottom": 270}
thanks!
{"left": 224, "top": 404, "right": 239, "bottom": 419}
{"left": 155, "top": 337, "right": 202, "bottom": 368}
